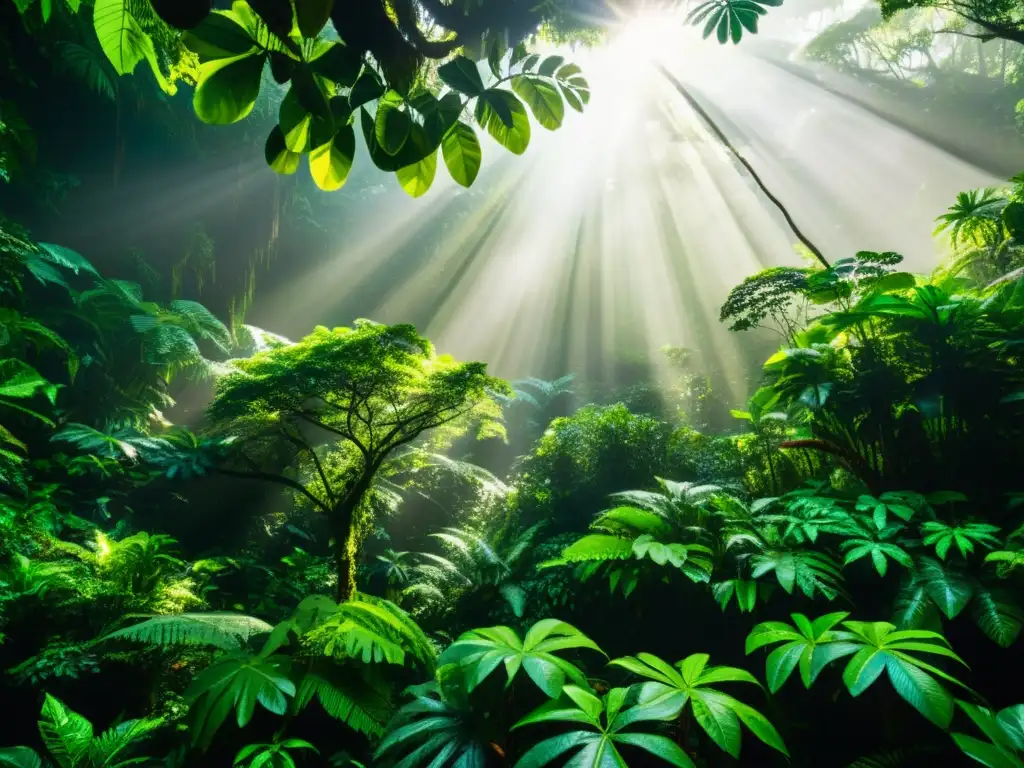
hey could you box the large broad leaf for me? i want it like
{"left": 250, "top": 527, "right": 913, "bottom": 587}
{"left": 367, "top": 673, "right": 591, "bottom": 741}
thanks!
{"left": 193, "top": 53, "right": 267, "bottom": 125}
{"left": 441, "top": 121, "right": 482, "bottom": 187}
{"left": 265, "top": 126, "right": 301, "bottom": 175}
{"left": 309, "top": 41, "right": 362, "bottom": 87}
{"left": 475, "top": 89, "right": 531, "bottom": 155}
{"left": 279, "top": 87, "right": 314, "bottom": 152}
{"left": 38, "top": 694, "right": 93, "bottom": 768}
{"left": 0, "top": 748, "right": 42, "bottom": 768}
{"left": 437, "top": 56, "right": 484, "bottom": 95}
{"left": 295, "top": 0, "right": 333, "bottom": 37}
{"left": 884, "top": 656, "right": 954, "bottom": 729}
{"left": 93, "top": 0, "right": 170, "bottom": 90}
{"left": 396, "top": 148, "right": 438, "bottom": 198}
{"left": 182, "top": 10, "right": 256, "bottom": 60}
{"left": 918, "top": 557, "right": 973, "bottom": 619}
{"left": 309, "top": 124, "right": 355, "bottom": 191}
{"left": 511, "top": 76, "right": 564, "bottom": 130}
{"left": 971, "top": 584, "right": 1023, "bottom": 648}
{"left": 375, "top": 92, "right": 411, "bottom": 155}
{"left": 349, "top": 68, "right": 385, "bottom": 108}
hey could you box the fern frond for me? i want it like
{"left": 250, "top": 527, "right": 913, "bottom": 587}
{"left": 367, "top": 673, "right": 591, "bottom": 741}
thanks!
{"left": 89, "top": 717, "right": 163, "bottom": 765}
{"left": 592, "top": 506, "right": 674, "bottom": 537}
{"left": 170, "top": 300, "right": 232, "bottom": 352}
{"left": 101, "top": 612, "right": 273, "bottom": 649}
{"left": 54, "top": 42, "right": 116, "bottom": 100}
{"left": 558, "top": 534, "right": 634, "bottom": 563}
{"left": 294, "top": 661, "right": 392, "bottom": 738}
{"left": 304, "top": 594, "right": 436, "bottom": 670}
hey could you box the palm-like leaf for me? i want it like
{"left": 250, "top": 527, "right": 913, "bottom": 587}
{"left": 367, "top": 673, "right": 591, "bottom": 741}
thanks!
{"left": 512, "top": 685, "right": 695, "bottom": 767}
{"left": 921, "top": 521, "right": 1002, "bottom": 560}
{"left": 185, "top": 652, "right": 295, "bottom": 749}
{"left": 747, "top": 615, "right": 971, "bottom": 727}
{"left": 935, "top": 188, "right": 1007, "bottom": 247}
{"left": 745, "top": 611, "right": 854, "bottom": 692}
{"left": 609, "top": 652, "right": 787, "bottom": 758}
{"left": 437, "top": 619, "right": 604, "bottom": 697}
{"left": 374, "top": 681, "right": 491, "bottom": 768}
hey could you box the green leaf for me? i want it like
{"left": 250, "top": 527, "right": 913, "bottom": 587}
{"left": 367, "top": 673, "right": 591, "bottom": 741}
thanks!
{"left": 537, "top": 55, "right": 565, "bottom": 76}
{"left": 920, "top": 558, "right": 973, "bottom": 619}
{"left": 290, "top": 66, "right": 331, "bottom": 120}
{"left": 93, "top": 0, "right": 171, "bottom": 90}
{"left": 279, "top": 87, "right": 313, "bottom": 152}
{"left": 296, "top": 0, "right": 333, "bottom": 37}
{"left": 611, "top": 733, "right": 695, "bottom": 767}
{"left": 186, "top": 654, "right": 295, "bottom": 749}
{"left": 971, "top": 585, "right": 1023, "bottom": 648}
{"left": 475, "top": 89, "right": 530, "bottom": 155}
{"left": 441, "top": 121, "right": 482, "bottom": 187}
{"left": 729, "top": 699, "right": 789, "bottom": 756}
{"left": 376, "top": 93, "right": 412, "bottom": 155}
{"left": 885, "top": 656, "right": 954, "bottom": 728}
{"left": 487, "top": 34, "right": 505, "bottom": 78}
{"left": 310, "top": 42, "right": 362, "bottom": 87}
{"left": 101, "top": 612, "right": 274, "bottom": 649}
{"left": 560, "top": 84, "right": 583, "bottom": 113}
{"left": 38, "top": 694, "right": 93, "bottom": 768}
{"left": 437, "top": 56, "right": 484, "bottom": 96}
{"left": 951, "top": 733, "right": 1024, "bottom": 768}
{"left": 765, "top": 641, "right": 804, "bottom": 693}
{"left": 690, "top": 692, "right": 742, "bottom": 758}
{"left": 0, "top": 748, "right": 43, "bottom": 768}
{"left": 396, "top": 148, "right": 438, "bottom": 199}
{"left": 193, "top": 53, "right": 266, "bottom": 125}
{"left": 439, "top": 620, "right": 601, "bottom": 698}
{"left": 309, "top": 124, "right": 355, "bottom": 191}
{"left": 511, "top": 76, "right": 564, "bottom": 130}
{"left": 349, "top": 68, "right": 385, "bottom": 108}
{"left": 182, "top": 11, "right": 256, "bottom": 60}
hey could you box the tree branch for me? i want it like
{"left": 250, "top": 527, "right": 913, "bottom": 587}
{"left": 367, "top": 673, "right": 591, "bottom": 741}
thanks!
{"left": 215, "top": 467, "right": 331, "bottom": 514}
{"left": 293, "top": 409, "right": 368, "bottom": 457}
{"left": 281, "top": 428, "right": 336, "bottom": 504}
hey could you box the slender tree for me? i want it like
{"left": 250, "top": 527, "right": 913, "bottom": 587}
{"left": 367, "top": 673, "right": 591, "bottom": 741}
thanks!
{"left": 206, "top": 320, "right": 510, "bottom": 600}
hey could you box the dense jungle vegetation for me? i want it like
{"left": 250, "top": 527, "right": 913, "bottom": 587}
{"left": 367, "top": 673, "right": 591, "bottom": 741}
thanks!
{"left": 4, "top": 0, "right": 1024, "bottom": 766}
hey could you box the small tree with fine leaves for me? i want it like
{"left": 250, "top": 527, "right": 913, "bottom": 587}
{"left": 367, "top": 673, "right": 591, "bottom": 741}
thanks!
{"left": 206, "top": 320, "right": 510, "bottom": 601}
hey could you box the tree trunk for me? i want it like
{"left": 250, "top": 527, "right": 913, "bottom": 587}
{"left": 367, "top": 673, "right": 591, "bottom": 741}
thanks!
{"left": 332, "top": 472, "right": 374, "bottom": 602}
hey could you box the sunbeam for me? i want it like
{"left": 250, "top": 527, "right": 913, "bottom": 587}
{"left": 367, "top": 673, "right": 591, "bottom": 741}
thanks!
{"left": 250, "top": 12, "right": 999, "bottom": 387}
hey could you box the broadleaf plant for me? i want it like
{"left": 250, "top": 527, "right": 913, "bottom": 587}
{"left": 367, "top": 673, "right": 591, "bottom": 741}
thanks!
{"left": 437, "top": 619, "right": 604, "bottom": 698}
{"left": 609, "top": 652, "right": 788, "bottom": 758}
